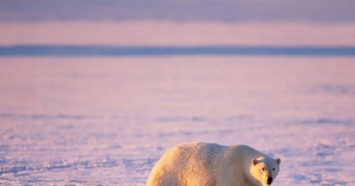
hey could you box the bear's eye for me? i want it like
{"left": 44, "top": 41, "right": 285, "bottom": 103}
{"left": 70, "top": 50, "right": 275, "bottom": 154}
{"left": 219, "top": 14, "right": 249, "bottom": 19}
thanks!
{"left": 262, "top": 167, "right": 265, "bottom": 171}
{"left": 272, "top": 168, "right": 275, "bottom": 171}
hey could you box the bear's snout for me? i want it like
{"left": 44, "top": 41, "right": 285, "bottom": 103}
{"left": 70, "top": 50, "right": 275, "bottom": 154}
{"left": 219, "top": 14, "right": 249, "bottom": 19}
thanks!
{"left": 267, "top": 177, "right": 273, "bottom": 185}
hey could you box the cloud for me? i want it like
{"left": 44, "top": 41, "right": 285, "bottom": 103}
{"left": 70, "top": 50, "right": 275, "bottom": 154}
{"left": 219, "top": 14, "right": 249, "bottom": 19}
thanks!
{"left": 0, "top": 0, "right": 355, "bottom": 23}
{"left": 1, "top": 22, "right": 355, "bottom": 46}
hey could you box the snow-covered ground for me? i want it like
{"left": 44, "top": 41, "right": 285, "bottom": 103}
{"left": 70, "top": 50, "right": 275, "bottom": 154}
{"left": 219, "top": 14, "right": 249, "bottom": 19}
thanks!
{"left": 0, "top": 56, "right": 354, "bottom": 185}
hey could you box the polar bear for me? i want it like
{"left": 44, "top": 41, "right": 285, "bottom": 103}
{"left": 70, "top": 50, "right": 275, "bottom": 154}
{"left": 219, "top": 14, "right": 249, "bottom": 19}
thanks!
{"left": 147, "top": 142, "right": 281, "bottom": 186}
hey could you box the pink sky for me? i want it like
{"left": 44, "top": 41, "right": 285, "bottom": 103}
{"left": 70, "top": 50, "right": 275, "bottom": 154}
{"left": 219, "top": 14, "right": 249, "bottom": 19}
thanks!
{"left": 1, "top": 21, "right": 355, "bottom": 46}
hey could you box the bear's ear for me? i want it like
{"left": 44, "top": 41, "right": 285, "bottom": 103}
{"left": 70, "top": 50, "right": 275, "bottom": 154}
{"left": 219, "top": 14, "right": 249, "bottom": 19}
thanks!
{"left": 275, "top": 158, "right": 281, "bottom": 165}
{"left": 252, "top": 158, "right": 258, "bottom": 166}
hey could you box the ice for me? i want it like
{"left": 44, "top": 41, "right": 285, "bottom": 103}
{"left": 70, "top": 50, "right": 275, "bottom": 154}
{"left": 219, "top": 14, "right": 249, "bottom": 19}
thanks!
{"left": 0, "top": 56, "right": 354, "bottom": 185}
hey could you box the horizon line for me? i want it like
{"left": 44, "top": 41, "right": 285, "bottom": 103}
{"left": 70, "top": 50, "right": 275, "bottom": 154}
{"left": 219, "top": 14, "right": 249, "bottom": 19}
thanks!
{"left": 1, "top": 45, "right": 355, "bottom": 57}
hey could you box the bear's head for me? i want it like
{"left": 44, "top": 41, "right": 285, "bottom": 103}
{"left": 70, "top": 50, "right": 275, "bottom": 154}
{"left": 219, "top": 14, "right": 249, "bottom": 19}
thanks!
{"left": 250, "top": 157, "right": 281, "bottom": 186}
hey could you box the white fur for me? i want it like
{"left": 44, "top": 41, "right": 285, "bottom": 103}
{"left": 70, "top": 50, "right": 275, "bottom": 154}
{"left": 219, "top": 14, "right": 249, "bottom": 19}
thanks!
{"left": 147, "top": 142, "right": 281, "bottom": 186}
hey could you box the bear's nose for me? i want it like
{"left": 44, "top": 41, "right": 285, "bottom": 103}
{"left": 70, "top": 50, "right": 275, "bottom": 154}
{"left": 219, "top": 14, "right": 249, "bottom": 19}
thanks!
{"left": 267, "top": 177, "right": 273, "bottom": 185}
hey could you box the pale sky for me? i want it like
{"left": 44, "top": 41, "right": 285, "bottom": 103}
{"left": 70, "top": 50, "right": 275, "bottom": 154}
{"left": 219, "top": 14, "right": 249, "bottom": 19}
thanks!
{"left": 1, "top": 0, "right": 355, "bottom": 46}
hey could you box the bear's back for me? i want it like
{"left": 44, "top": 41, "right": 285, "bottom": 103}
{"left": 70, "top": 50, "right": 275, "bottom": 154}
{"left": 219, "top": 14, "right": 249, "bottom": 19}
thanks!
{"left": 147, "top": 142, "right": 228, "bottom": 185}
{"left": 162, "top": 142, "right": 228, "bottom": 170}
